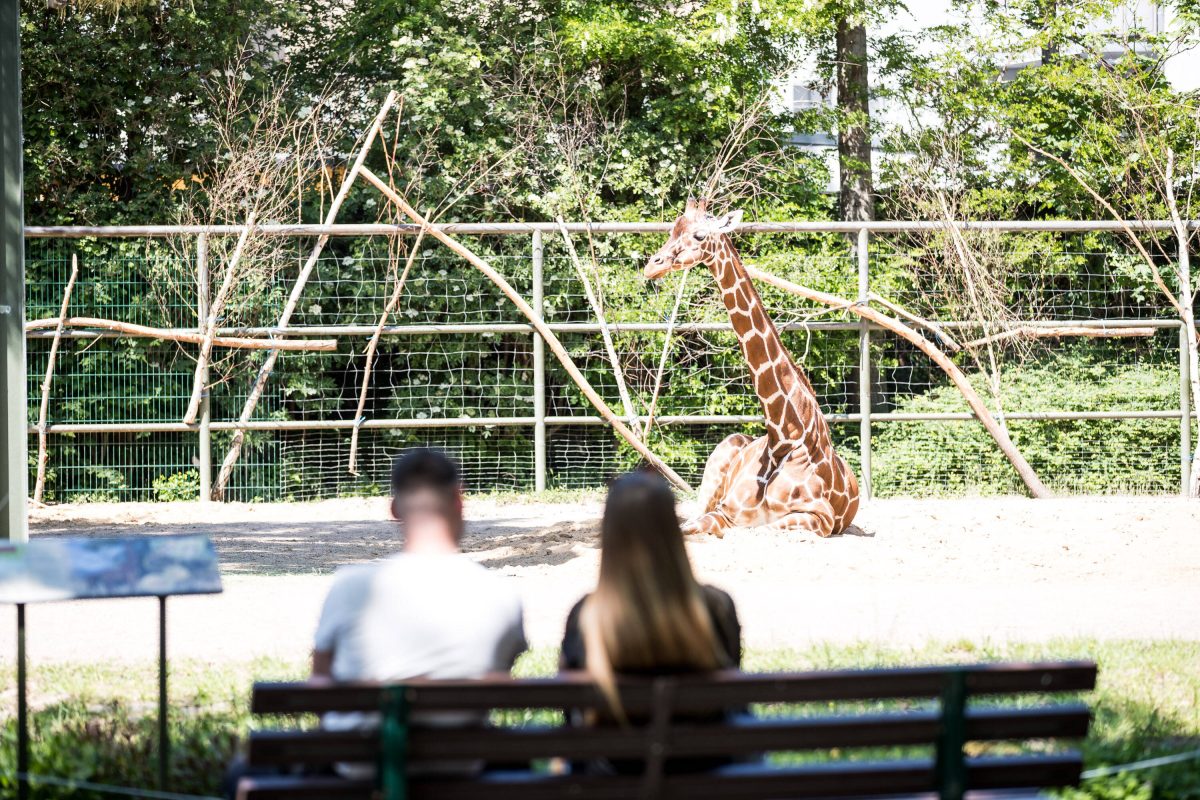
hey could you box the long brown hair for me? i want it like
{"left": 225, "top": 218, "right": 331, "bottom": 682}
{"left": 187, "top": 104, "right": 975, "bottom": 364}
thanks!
{"left": 579, "top": 471, "right": 729, "bottom": 719}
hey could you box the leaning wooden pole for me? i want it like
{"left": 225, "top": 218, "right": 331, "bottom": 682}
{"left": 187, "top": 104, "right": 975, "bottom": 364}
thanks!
{"left": 33, "top": 255, "right": 78, "bottom": 503}
{"left": 556, "top": 218, "right": 643, "bottom": 440}
{"left": 348, "top": 226, "right": 426, "bottom": 475}
{"left": 213, "top": 91, "right": 399, "bottom": 499}
{"left": 745, "top": 264, "right": 1052, "bottom": 498}
{"left": 361, "top": 168, "right": 692, "bottom": 492}
{"left": 182, "top": 211, "right": 257, "bottom": 424}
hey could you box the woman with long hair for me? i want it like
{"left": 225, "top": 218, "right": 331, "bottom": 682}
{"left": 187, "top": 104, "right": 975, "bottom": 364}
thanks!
{"left": 559, "top": 470, "right": 741, "bottom": 746}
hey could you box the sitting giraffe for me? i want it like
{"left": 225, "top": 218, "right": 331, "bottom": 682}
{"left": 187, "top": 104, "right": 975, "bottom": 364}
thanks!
{"left": 644, "top": 198, "right": 860, "bottom": 537}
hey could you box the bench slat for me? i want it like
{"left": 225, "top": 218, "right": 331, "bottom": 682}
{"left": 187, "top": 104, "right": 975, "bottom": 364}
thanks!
{"left": 251, "top": 663, "right": 1096, "bottom": 715}
{"left": 237, "top": 775, "right": 372, "bottom": 800}
{"left": 247, "top": 705, "right": 1089, "bottom": 766}
{"left": 399, "top": 754, "right": 1081, "bottom": 800}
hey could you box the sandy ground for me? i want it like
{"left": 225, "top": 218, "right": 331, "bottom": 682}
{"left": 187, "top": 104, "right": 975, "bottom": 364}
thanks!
{"left": 3, "top": 495, "right": 1199, "bottom": 665}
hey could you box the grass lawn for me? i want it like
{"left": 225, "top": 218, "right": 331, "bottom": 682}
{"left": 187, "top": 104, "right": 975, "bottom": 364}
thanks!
{"left": 1, "top": 639, "right": 1197, "bottom": 799}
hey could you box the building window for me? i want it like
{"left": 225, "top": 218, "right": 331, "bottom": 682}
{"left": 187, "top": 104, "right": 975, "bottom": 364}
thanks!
{"left": 792, "top": 85, "right": 828, "bottom": 112}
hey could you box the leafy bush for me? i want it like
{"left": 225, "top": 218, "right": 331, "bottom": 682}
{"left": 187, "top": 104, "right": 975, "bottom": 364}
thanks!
{"left": 871, "top": 350, "right": 1181, "bottom": 496}
{"left": 152, "top": 470, "right": 201, "bottom": 502}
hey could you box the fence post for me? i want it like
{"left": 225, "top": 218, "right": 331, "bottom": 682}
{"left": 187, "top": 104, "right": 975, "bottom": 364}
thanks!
{"left": 196, "top": 233, "right": 212, "bottom": 503}
{"left": 857, "top": 227, "right": 872, "bottom": 500}
{"left": 1182, "top": 321, "right": 1192, "bottom": 497}
{"left": 532, "top": 231, "right": 547, "bottom": 492}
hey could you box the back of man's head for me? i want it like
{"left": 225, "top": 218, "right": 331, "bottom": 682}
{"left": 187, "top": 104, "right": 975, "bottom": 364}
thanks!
{"left": 390, "top": 449, "right": 464, "bottom": 548}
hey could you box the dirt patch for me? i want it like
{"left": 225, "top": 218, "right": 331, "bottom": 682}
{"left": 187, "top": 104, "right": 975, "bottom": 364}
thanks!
{"left": 7, "top": 495, "right": 1199, "bottom": 664}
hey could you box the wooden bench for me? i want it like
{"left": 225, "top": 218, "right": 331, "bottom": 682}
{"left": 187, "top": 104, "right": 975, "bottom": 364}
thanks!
{"left": 239, "top": 660, "right": 1096, "bottom": 800}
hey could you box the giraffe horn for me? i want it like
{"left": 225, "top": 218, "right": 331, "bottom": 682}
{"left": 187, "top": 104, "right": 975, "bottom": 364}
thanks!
{"left": 685, "top": 196, "right": 698, "bottom": 212}
{"left": 697, "top": 197, "right": 709, "bottom": 213}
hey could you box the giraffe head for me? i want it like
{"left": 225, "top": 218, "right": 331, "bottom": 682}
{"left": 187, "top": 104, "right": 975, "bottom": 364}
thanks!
{"left": 644, "top": 197, "right": 744, "bottom": 280}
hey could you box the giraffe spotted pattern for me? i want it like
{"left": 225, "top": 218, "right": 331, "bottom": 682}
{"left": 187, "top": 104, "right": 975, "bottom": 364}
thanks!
{"left": 644, "top": 199, "right": 860, "bottom": 538}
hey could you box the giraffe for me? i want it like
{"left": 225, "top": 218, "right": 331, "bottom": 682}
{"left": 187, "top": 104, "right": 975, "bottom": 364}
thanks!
{"left": 644, "top": 198, "right": 860, "bottom": 538}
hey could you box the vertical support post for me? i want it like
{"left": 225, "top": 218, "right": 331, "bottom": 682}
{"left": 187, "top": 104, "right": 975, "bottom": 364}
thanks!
{"left": 380, "top": 686, "right": 410, "bottom": 800}
{"left": 1182, "top": 321, "right": 1192, "bottom": 497}
{"left": 532, "top": 231, "right": 547, "bottom": 492}
{"left": 158, "top": 595, "right": 169, "bottom": 791}
{"left": 196, "top": 234, "right": 212, "bottom": 503}
{"left": 16, "top": 603, "right": 28, "bottom": 800}
{"left": 0, "top": 0, "right": 27, "bottom": 541}
{"left": 935, "top": 670, "right": 968, "bottom": 800}
{"left": 857, "top": 227, "right": 872, "bottom": 500}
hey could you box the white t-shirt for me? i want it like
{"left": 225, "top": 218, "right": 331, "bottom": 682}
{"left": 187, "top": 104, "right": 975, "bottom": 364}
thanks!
{"left": 313, "top": 552, "right": 526, "bottom": 777}
{"left": 314, "top": 552, "right": 526, "bottom": 682}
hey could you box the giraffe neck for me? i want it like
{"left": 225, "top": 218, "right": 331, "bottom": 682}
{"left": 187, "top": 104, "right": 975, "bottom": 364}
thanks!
{"left": 707, "top": 237, "right": 831, "bottom": 459}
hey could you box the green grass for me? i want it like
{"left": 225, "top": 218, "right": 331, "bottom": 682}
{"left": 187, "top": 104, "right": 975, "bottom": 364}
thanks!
{"left": 1, "top": 640, "right": 1197, "bottom": 799}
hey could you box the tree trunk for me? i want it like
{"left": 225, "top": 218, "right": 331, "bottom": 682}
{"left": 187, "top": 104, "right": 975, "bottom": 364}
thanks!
{"left": 836, "top": 13, "right": 873, "bottom": 222}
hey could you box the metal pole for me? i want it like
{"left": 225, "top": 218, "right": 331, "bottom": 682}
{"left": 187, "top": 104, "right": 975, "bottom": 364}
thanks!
{"left": 532, "top": 231, "right": 546, "bottom": 492}
{"left": 0, "top": 0, "right": 27, "bottom": 541}
{"left": 16, "top": 603, "right": 28, "bottom": 800}
{"left": 158, "top": 595, "right": 169, "bottom": 790}
{"left": 1182, "top": 321, "right": 1192, "bottom": 497}
{"left": 857, "top": 228, "right": 872, "bottom": 500}
{"left": 196, "top": 235, "right": 212, "bottom": 503}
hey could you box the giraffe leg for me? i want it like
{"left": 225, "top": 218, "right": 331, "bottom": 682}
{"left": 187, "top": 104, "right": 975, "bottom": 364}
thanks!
{"left": 696, "top": 433, "right": 754, "bottom": 513}
{"left": 771, "top": 509, "right": 837, "bottom": 538}
{"left": 681, "top": 508, "right": 735, "bottom": 539}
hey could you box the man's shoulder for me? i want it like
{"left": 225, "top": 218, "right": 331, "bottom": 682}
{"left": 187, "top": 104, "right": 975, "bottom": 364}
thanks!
{"left": 380, "top": 554, "right": 519, "bottom": 593}
{"left": 326, "top": 561, "right": 379, "bottom": 595}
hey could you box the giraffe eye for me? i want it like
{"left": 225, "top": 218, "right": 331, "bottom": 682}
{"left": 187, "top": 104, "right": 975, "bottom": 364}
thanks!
{"left": 692, "top": 230, "right": 708, "bottom": 242}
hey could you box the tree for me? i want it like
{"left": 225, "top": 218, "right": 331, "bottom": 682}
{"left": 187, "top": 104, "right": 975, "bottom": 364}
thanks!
{"left": 835, "top": 1, "right": 874, "bottom": 221}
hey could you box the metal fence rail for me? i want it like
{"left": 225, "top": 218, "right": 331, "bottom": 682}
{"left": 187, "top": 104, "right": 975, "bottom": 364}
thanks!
{"left": 21, "top": 220, "right": 1200, "bottom": 501}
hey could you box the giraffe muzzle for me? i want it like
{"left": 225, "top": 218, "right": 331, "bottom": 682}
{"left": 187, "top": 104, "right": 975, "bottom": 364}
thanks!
{"left": 644, "top": 255, "right": 672, "bottom": 280}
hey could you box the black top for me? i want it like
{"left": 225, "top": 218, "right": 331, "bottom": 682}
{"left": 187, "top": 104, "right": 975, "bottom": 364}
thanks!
{"left": 559, "top": 584, "right": 742, "bottom": 671}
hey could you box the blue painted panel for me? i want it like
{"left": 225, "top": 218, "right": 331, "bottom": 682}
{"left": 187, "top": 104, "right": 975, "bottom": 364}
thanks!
{"left": 0, "top": 535, "right": 222, "bottom": 603}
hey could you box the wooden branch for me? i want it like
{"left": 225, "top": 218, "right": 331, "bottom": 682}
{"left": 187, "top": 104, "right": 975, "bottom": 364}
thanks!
{"left": 360, "top": 167, "right": 693, "bottom": 492}
{"left": 183, "top": 211, "right": 256, "bottom": 424}
{"left": 348, "top": 226, "right": 427, "bottom": 475}
{"left": 556, "top": 218, "right": 643, "bottom": 440}
{"left": 34, "top": 255, "right": 79, "bottom": 503}
{"left": 644, "top": 270, "right": 689, "bottom": 437}
{"left": 24, "top": 317, "right": 337, "bottom": 351}
{"left": 744, "top": 265, "right": 1053, "bottom": 499}
{"left": 214, "top": 91, "right": 399, "bottom": 500}
{"left": 961, "top": 325, "right": 1158, "bottom": 350}
{"left": 869, "top": 292, "right": 962, "bottom": 351}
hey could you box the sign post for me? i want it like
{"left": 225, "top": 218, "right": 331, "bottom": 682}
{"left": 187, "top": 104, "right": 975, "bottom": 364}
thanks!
{"left": 0, "top": 0, "right": 27, "bottom": 542}
{"left": 0, "top": 535, "right": 224, "bottom": 795}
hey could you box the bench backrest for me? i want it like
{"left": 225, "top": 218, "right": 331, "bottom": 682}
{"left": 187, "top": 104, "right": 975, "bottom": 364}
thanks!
{"left": 241, "top": 661, "right": 1096, "bottom": 800}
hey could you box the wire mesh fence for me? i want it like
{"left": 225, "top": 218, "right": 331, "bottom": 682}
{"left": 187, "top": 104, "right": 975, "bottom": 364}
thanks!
{"left": 22, "top": 222, "right": 1198, "bottom": 502}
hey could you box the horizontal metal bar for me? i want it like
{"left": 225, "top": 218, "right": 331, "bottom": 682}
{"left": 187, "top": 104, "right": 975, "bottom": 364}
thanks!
{"left": 22, "top": 220, "right": 1200, "bottom": 237}
{"left": 27, "top": 408, "right": 1196, "bottom": 435}
{"left": 23, "top": 318, "right": 1187, "bottom": 340}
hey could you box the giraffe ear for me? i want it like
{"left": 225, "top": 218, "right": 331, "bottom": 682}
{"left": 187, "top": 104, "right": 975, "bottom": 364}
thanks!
{"left": 709, "top": 209, "right": 744, "bottom": 234}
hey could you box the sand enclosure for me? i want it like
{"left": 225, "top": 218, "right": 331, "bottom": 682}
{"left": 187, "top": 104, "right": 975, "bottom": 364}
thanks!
{"left": 7, "top": 494, "right": 1199, "bottom": 665}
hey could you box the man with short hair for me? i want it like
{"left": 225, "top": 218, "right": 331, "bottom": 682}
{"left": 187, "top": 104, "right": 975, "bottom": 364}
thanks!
{"left": 313, "top": 447, "right": 527, "bottom": 686}
{"left": 311, "top": 448, "right": 526, "bottom": 779}
{"left": 230, "top": 449, "right": 526, "bottom": 796}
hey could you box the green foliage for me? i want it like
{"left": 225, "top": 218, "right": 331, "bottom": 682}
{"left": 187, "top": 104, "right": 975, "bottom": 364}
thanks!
{"left": 872, "top": 349, "right": 1181, "bottom": 496}
{"left": 18, "top": 0, "right": 306, "bottom": 226}
{"left": 152, "top": 469, "right": 200, "bottom": 502}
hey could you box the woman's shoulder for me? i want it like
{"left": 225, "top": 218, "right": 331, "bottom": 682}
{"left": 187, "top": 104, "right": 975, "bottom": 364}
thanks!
{"left": 566, "top": 593, "right": 590, "bottom": 621}
{"left": 699, "top": 583, "right": 737, "bottom": 612}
